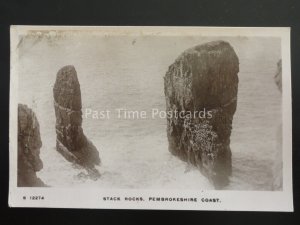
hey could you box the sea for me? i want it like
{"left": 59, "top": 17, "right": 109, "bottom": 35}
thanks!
{"left": 17, "top": 33, "right": 282, "bottom": 190}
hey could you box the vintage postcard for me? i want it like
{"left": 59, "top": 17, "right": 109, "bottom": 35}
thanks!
{"left": 9, "top": 26, "right": 293, "bottom": 211}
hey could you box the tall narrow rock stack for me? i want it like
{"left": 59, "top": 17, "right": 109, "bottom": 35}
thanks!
{"left": 53, "top": 65, "right": 100, "bottom": 174}
{"left": 18, "top": 104, "right": 45, "bottom": 187}
{"left": 164, "top": 41, "right": 239, "bottom": 188}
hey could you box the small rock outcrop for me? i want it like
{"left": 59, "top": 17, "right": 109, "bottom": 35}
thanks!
{"left": 273, "top": 59, "right": 283, "bottom": 190}
{"left": 53, "top": 65, "right": 100, "bottom": 176}
{"left": 164, "top": 41, "right": 239, "bottom": 188}
{"left": 18, "top": 104, "right": 45, "bottom": 187}
{"left": 274, "top": 59, "right": 282, "bottom": 92}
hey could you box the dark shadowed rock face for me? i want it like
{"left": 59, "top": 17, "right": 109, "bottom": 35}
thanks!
{"left": 53, "top": 65, "right": 100, "bottom": 173}
{"left": 18, "top": 104, "right": 45, "bottom": 187}
{"left": 164, "top": 41, "right": 239, "bottom": 188}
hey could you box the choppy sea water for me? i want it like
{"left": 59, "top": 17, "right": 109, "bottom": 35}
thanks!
{"left": 17, "top": 34, "right": 281, "bottom": 190}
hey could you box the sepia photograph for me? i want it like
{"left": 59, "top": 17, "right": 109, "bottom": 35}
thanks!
{"left": 9, "top": 26, "right": 293, "bottom": 211}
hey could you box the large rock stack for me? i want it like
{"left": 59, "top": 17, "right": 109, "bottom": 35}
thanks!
{"left": 53, "top": 65, "right": 100, "bottom": 175}
{"left": 164, "top": 41, "right": 239, "bottom": 188}
{"left": 18, "top": 104, "right": 45, "bottom": 187}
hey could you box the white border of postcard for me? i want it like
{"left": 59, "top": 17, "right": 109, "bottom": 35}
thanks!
{"left": 9, "top": 26, "right": 293, "bottom": 211}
